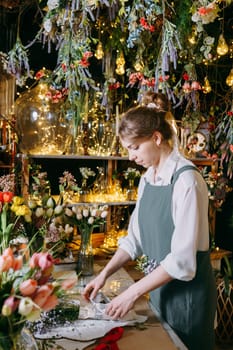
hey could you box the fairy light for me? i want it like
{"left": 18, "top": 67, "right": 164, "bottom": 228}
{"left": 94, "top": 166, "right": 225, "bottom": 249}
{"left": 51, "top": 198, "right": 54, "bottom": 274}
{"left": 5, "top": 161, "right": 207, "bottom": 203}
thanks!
{"left": 95, "top": 42, "right": 104, "bottom": 60}
{"left": 115, "top": 51, "right": 125, "bottom": 75}
{"left": 226, "top": 68, "right": 233, "bottom": 87}
{"left": 202, "top": 77, "right": 212, "bottom": 94}
{"left": 216, "top": 34, "right": 229, "bottom": 56}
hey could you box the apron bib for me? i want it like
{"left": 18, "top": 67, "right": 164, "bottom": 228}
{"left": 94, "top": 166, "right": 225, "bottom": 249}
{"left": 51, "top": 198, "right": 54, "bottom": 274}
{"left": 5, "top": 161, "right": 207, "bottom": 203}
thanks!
{"left": 138, "top": 165, "right": 216, "bottom": 350}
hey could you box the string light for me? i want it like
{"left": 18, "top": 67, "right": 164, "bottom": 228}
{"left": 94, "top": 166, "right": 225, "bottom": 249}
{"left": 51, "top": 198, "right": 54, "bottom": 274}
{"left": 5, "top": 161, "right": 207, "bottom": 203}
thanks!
{"left": 202, "top": 77, "right": 212, "bottom": 94}
{"left": 115, "top": 51, "right": 125, "bottom": 75}
{"left": 216, "top": 34, "right": 229, "bottom": 56}
{"left": 226, "top": 68, "right": 233, "bottom": 87}
{"left": 95, "top": 42, "right": 104, "bottom": 60}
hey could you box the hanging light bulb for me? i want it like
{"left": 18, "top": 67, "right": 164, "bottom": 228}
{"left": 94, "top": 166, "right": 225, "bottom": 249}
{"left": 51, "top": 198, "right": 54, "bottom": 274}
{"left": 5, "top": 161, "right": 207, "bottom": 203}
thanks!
{"left": 226, "top": 68, "right": 233, "bottom": 87}
{"left": 95, "top": 42, "right": 104, "bottom": 60}
{"left": 134, "top": 61, "right": 144, "bottom": 72}
{"left": 202, "top": 77, "right": 212, "bottom": 94}
{"left": 115, "top": 52, "right": 125, "bottom": 75}
{"left": 216, "top": 34, "right": 229, "bottom": 56}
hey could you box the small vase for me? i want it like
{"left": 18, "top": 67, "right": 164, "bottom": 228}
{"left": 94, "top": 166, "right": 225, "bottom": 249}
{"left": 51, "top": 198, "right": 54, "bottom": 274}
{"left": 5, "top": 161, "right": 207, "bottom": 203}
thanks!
{"left": 76, "top": 227, "right": 94, "bottom": 276}
{"left": 127, "top": 179, "right": 135, "bottom": 201}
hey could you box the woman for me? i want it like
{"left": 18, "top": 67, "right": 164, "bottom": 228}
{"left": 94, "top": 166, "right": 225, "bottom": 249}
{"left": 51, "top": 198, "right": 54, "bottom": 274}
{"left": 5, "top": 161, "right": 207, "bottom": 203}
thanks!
{"left": 84, "top": 93, "right": 216, "bottom": 350}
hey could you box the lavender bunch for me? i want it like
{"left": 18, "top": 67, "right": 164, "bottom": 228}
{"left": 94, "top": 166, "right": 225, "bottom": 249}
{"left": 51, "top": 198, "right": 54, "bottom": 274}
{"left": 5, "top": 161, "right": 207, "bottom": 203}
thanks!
{"left": 135, "top": 254, "right": 159, "bottom": 275}
{"left": 160, "top": 19, "right": 181, "bottom": 73}
{"left": 7, "top": 38, "right": 32, "bottom": 86}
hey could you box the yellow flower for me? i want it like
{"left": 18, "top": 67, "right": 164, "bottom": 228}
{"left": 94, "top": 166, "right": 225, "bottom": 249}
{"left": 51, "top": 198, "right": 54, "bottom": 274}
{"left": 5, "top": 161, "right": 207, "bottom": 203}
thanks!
{"left": 14, "top": 205, "right": 31, "bottom": 217}
{"left": 12, "top": 196, "right": 24, "bottom": 206}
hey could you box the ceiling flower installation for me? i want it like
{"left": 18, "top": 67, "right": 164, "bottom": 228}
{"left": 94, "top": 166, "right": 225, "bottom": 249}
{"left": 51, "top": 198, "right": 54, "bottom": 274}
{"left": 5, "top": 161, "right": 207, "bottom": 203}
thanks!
{"left": 0, "top": 0, "right": 233, "bottom": 176}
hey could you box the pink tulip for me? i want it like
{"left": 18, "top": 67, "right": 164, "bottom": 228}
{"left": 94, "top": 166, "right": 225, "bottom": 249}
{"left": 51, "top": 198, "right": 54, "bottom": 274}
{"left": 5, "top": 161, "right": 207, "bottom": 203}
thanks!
{"left": 37, "top": 252, "right": 54, "bottom": 271}
{"left": 42, "top": 294, "right": 58, "bottom": 311}
{"left": 33, "top": 284, "right": 54, "bottom": 308}
{"left": 12, "top": 255, "right": 23, "bottom": 270}
{"left": 182, "top": 82, "right": 191, "bottom": 93}
{"left": 29, "top": 252, "right": 43, "bottom": 268}
{"left": 0, "top": 255, "right": 13, "bottom": 272}
{"left": 2, "top": 296, "right": 19, "bottom": 316}
{"left": 20, "top": 279, "right": 38, "bottom": 296}
{"left": 3, "top": 247, "right": 14, "bottom": 258}
{"left": 30, "top": 252, "right": 54, "bottom": 271}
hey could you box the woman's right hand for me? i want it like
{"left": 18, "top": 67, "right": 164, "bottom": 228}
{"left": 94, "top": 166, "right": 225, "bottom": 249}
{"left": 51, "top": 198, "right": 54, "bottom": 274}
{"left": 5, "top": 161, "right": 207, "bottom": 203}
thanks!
{"left": 83, "top": 273, "right": 106, "bottom": 301}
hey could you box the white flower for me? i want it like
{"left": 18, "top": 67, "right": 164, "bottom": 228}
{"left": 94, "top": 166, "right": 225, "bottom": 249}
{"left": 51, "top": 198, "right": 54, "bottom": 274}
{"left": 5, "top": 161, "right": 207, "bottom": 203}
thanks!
{"left": 83, "top": 209, "right": 89, "bottom": 217}
{"left": 43, "top": 19, "right": 53, "bottom": 33}
{"left": 80, "top": 167, "right": 96, "bottom": 179}
{"left": 204, "top": 36, "right": 215, "bottom": 46}
{"left": 18, "top": 297, "right": 34, "bottom": 316}
{"left": 47, "top": 0, "right": 59, "bottom": 11}
{"left": 88, "top": 217, "right": 94, "bottom": 225}
{"left": 26, "top": 308, "right": 41, "bottom": 322}
{"left": 65, "top": 224, "right": 74, "bottom": 234}
{"left": 76, "top": 213, "right": 82, "bottom": 220}
{"left": 101, "top": 211, "right": 108, "bottom": 218}
{"left": 64, "top": 207, "right": 73, "bottom": 217}
{"left": 54, "top": 204, "right": 63, "bottom": 215}
{"left": 91, "top": 209, "right": 97, "bottom": 217}
{"left": 46, "top": 208, "right": 54, "bottom": 218}
{"left": 46, "top": 197, "right": 55, "bottom": 208}
{"left": 35, "top": 207, "right": 44, "bottom": 217}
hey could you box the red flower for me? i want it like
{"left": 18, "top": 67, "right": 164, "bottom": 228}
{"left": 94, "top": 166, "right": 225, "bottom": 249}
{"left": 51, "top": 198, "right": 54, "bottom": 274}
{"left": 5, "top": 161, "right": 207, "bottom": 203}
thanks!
{"left": 61, "top": 63, "right": 67, "bottom": 72}
{"left": 35, "top": 70, "right": 45, "bottom": 80}
{"left": 140, "top": 17, "right": 147, "bottom": 26}
{"left": 227, "top": 111, "right": 233, "bottom": 116}
{"left": 79, "top": 58, "right": 90, "bottom": 68}
{"left": 182, "top": 72, "right": 190, "bottom": 81}
{"left": 230, "top": 145, "right": 233, "bottom": 153}
{"left": 149, "top": 25, "right": 155, "bottom": 32}
{"left": 0, "top": 191, "right": 14, "bottom": 203}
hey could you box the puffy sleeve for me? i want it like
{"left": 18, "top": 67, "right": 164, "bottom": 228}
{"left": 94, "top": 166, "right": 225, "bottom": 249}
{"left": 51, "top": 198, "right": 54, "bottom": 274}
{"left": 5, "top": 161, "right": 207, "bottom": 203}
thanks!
{"left": 160, "top": 171, "right": 209, "bottom": 281}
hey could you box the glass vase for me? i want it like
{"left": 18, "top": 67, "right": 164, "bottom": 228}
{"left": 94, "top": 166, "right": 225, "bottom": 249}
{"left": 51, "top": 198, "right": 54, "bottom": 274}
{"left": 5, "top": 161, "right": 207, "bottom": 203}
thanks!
{"left": 15, "top": 82, "right": 73, "bottom": 155}
{"left": 126, "top": 179, "right": 135, "bottom": 201}
{"left": 76, "top": 227, "right": 94, "bottom": 276}
{"left": 0, "top": 328, "right": 38, "bottom": 350}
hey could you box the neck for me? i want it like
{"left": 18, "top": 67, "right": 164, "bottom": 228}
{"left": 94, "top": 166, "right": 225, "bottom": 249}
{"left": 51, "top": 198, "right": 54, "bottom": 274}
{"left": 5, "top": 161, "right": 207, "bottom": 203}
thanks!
{"left": 153, "top": 145, "right": 173, "bottom": 173}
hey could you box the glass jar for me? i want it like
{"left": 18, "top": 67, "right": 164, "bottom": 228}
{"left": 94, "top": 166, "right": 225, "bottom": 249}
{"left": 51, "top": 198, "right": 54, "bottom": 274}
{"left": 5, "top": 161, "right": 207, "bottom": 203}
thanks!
{"left": 15, "top": 83, "right": 73, "bottom": 155}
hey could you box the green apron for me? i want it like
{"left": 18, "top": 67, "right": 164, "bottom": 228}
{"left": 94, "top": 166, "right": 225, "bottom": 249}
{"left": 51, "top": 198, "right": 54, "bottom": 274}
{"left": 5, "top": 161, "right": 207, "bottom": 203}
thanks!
{"left": 138, "top": 165, "right": 217, "bottom": 350}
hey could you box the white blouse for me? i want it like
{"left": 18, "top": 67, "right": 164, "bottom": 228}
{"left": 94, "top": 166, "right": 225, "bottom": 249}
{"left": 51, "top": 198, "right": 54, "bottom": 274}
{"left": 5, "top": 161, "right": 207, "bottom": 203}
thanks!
{"left": 118, "top": 150, "right": 210, "bottom": 281}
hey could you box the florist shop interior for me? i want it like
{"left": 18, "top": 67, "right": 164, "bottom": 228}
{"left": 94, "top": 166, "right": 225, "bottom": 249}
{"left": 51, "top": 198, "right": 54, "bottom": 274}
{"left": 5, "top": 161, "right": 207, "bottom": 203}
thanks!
{"left": 0, "top": 0, "right": 233, "bottom": 349}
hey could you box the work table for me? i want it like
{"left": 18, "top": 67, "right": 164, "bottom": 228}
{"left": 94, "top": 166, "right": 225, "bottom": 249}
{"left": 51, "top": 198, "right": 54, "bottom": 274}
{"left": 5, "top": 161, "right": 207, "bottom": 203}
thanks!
{"left": 45, "top": 259, "right": 187, "bottom": 350}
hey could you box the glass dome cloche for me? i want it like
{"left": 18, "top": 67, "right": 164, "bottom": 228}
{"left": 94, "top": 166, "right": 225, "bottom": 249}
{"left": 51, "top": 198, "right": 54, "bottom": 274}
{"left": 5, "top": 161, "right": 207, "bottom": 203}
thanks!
{"left": 15, "top": 82, "right": 74, "bottom": 155}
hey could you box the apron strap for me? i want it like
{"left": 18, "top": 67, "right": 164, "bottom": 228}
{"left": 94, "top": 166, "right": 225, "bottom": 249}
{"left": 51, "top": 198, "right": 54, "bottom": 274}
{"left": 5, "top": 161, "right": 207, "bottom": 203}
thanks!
{"left": 171, "top": 165, "right": 199, "bottom": 184}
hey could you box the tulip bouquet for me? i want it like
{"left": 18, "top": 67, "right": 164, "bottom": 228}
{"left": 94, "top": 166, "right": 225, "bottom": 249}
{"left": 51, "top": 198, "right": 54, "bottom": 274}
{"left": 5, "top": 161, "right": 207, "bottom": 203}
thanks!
{"left": 69, "top": 204, "right": 108, "bottom": 275}
{"left": 0, "top": 249, "right": 76, "bottom": 350}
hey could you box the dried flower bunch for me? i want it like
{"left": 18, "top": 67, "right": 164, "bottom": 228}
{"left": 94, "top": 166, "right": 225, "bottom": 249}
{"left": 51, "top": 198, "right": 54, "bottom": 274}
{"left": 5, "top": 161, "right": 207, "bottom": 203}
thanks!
{"left": 201, "top": 167, "right": 232, "bottom": 209}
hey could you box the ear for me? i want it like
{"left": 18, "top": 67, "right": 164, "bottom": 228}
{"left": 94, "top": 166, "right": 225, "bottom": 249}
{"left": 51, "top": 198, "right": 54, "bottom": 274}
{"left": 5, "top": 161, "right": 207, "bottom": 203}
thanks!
{"left": 152, "top": 131, "right": 162, "bottom": 146}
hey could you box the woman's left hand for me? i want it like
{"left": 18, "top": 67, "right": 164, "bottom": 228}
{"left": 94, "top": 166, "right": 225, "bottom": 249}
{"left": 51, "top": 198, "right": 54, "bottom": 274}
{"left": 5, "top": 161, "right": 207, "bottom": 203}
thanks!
{"left": 105, "top": 287, "right": 137, "bottom": 320}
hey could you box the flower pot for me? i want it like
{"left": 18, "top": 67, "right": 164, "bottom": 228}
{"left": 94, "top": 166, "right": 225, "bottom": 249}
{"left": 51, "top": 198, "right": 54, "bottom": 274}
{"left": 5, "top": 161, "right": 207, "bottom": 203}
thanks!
{"left": 215, "top": 279, "right": 233, "bottom": 345}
